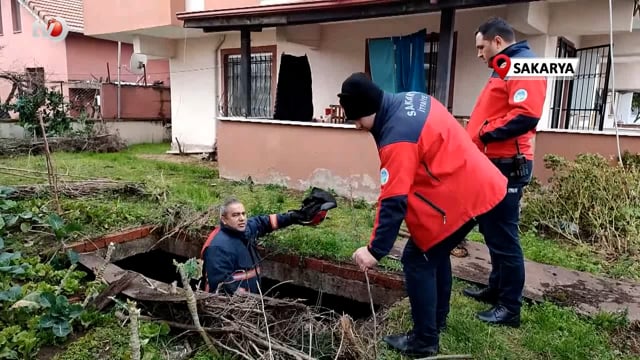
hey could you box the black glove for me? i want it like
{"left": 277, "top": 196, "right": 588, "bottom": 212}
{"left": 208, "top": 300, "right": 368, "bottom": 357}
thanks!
{"left": 290, "top": 187, "right": 338, "bottom": 226}
{"left": 287, "top": 210, "right": 305, "bottom": 224}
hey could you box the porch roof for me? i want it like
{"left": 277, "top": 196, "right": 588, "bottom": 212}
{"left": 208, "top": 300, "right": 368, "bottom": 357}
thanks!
{"left": 177, "top": 0, "right": 539, "bottom": 32}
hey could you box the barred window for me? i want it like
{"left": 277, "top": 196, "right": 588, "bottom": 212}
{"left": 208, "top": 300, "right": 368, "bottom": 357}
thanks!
{"left": 221, "top": 46, "right": 276, "bottom": 118}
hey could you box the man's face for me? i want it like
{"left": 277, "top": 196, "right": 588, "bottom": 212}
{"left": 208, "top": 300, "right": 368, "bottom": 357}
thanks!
{"left": 475, "top": 33, "right": 505, "bottom": 66}
{"left": 353, "top": 114, "right": 375, "bottom": 131}
{"left": 221, "top": 202, "right": 247, "bottom": 231}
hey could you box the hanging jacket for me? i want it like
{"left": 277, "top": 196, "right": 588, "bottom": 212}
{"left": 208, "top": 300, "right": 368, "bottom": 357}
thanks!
{"left": 200, "top": 213, "right": 295, "bottom": 294}
{"left": 466, "top": 40, "right": 548, "bottom": 160}
{"left": 366, "top": 92, "right": 508, "bottom": 259}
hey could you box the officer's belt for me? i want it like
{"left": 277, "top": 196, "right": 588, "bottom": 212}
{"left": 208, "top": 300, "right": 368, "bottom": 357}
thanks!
{"left": 490, "top": 157, "right": 516, "bottom": 165}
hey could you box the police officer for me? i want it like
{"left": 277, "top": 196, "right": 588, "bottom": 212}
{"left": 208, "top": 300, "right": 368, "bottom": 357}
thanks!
{"left": 200, "top": 190, "right": 336, "bottom": 295}
{"left": 463, "top": 17, "right": 548, "bottom": 327}
{"left": 342, "top": 72, "right": 508, "bottom": 357}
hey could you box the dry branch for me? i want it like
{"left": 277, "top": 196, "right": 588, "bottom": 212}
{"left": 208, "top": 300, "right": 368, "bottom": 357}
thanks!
{"left": 0, "top": 133, "right": 126, "bottom": 157}
{"left": 130, "top": 289, "right": 375, "bottom": 360}
{"left": 4, "top": 180, "right": 145, "bottom": 200}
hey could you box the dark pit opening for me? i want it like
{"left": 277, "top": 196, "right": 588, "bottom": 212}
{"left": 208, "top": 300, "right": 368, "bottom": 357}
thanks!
{"left": 113, "top": 249, "right": 189, "bottom": 285}
{"left": 113, "top": 249, "right": 381, "bottom": 320}
{"left": 261, "top": 277, "right": 380, "bottom": 320}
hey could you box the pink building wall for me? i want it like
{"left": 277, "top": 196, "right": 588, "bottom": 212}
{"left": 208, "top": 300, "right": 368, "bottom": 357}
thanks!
{"left": 0, "top": 0, "right": 69, "bottom": 102}
{"left": 65, "top": 33, "right": 171, "bottom": 86}
{"left": 100, "top": 83, "right": 171, "bottom": 120}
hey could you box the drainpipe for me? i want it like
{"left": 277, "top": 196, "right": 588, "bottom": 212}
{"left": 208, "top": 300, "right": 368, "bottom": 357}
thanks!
{"left": 213, "top": 35, "right": 226, "bottom": 120}
{"left": 117, "top": 41, "right": 122, "bottom": 120}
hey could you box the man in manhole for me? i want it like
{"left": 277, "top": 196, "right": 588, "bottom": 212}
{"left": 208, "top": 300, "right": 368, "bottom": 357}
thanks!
{"left": 338, "top": 72, "right": 508, "bottom": 357}
{"left": 199, "top": 188, "right": 337, "bottom": 295}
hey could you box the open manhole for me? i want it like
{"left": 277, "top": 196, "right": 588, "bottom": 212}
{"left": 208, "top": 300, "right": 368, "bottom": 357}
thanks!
{"left": 111, "top": 248, "right": 387, "bottom": 320}
{"left": 82, "top": 230, "right": 406, "bottom": 320}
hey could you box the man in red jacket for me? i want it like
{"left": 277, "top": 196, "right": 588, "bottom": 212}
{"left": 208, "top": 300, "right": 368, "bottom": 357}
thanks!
{"left": 464, "top": 17, "right": 547, "bottom": 327}
{"left": 339, "top": 72, "right": 507, "bottom": 357}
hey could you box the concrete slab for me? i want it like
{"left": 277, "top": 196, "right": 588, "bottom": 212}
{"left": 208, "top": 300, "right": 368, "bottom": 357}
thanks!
{"left": 389, "top": 238, "right": 640, "bottom": 321}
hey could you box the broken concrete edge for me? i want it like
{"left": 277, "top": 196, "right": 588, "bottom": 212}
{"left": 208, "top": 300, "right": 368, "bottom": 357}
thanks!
{"left": 65, "top": 225, "right": 406, "bottom": 291}
{"left": 64, "top": 225, "right": 157, "bottom": 253}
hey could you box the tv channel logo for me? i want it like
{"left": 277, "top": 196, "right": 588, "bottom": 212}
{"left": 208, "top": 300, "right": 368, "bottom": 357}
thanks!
{"left": 32, "top": 17, "right": 69, "bottom": 42}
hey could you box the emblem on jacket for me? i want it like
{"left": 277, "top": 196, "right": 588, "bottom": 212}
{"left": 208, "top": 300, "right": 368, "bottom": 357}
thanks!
{"left": 380, "top": 168, "right": 389, "bottom": 185}
{"left": 513, "top": 89, "right": 528, "bottom": 103}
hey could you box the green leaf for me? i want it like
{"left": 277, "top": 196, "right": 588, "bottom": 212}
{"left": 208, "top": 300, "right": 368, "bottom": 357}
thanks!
{"left": 0, "top": 236, "right": 4, "bottom": 250}
{"left": 51, "top": 319, "right": 72, "bottom": 337}
{"left": 39, "top": 292, "right": 57, "bottom": 308}
{"left": 47, "top": 213, "right": 64, "bottom": 231}
{"left": 0, "top": 216, "right": 4, "bottom": 230}
{"left": 0, "top": 285, "right": 22, "bottom": 302}
{"left": 0, "top": 200, "right": 17, "bottom": 210}
{"left": 4, "top": 215, "right": 18, "bottom": 228}
{"left": 19, "top": 211, "right": 33, "bottom": 219}
{"left": 39, "top": 314, "right": 57, "bottom": 328}
{"left": 20, "top": 222, "right": 31, "bottom": 233}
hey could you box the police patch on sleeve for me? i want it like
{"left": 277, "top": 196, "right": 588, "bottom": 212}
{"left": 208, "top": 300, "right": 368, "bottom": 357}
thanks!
{"left": 513, "top": 89, "right": 528, "bottom": 103}
{"left": 380, "top": 168, "right": 389, "bottom": 185}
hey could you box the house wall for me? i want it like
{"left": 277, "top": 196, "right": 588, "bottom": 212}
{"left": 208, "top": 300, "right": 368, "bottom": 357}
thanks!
{"left": 65, "top": 33, "right": 171, "bottom": 85}
{"left": 168, "top": 30, "right": 277, "bottom": 153}
{"left": 273, "top": 6, "right": 567, "bottom": 121}
{"left": 83, "top": 0, "right": 184, "bottom": 36}
{"left": 100, "top": 83, "right": 171, "bottom": 120}
{"left": 0, "top": 0, "right": 68, "bottom": 102}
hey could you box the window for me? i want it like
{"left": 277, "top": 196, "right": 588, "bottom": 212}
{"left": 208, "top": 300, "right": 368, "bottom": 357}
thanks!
{"left": 424, "top": 31, "right": 458, "bottom": 112}
{"left": 11, "top": 0, "right": 21, "bottom": 33}
{"left": 220, "top": 46, "right": 276, "bottom": 118}
{"left": 364, "top": 31, "right": 457, "bottom": 111}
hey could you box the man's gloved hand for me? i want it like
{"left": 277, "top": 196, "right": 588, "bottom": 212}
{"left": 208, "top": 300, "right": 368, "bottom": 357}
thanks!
{"left": 288, "top": 187, "right": 338, "bottom": 226}
{"left": 287, "top": 210, "right": 305, "bottom": 224}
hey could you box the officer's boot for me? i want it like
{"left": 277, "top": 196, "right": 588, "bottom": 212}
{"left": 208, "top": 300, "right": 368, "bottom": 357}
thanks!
{"left": 477, "top": 305, "right": 521, "bottom": 328}
{"left": 463, "top": 286, "right": 499, "bottom": 305}
{"left": 383, "top": 332, "right": 439, "bottom": 357}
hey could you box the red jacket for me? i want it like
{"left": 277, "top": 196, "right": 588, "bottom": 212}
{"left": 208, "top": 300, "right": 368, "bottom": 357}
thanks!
{"left": 366, "top": 92, "right": 507, "bottom": 258}
{"left": 466, "top": 41, "right": 547, "bottom": 160}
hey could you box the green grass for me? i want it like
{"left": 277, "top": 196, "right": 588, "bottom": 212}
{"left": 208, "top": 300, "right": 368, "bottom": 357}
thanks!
{"left": 2, "top": 141, "right": 638, "bottom": 277}
{"left": 378, "top": 280, "right": 640, "bottom": 360}
{"left": 3, "top": 142, "right": 640, "bottom": 359}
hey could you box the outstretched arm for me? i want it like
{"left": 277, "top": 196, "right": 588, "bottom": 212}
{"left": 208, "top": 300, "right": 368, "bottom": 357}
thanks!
{"left": 245, "top": 212, "right": 298, "bottom": 240}
{"left": 367, "top": 142, "right": 419, "bottom": 261}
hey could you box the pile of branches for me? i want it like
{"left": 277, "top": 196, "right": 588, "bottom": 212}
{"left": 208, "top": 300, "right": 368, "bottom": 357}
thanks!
{"left": 140, "top": 292, "right": 378, "bottom": 360}
{"left": 0, "top": 133, "right": 126, "bottom": 156}
{"left": 3, "top": 179, "right": 146, "bottom": 200}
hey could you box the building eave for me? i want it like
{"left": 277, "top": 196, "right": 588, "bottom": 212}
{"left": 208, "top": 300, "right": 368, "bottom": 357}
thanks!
{"left": 177, "top": 0, "right": 540, "bottom": 32}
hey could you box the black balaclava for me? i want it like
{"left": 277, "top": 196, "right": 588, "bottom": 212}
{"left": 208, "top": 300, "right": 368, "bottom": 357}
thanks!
{"left": 337, "top": 72, "right": 384, "bottom": 121}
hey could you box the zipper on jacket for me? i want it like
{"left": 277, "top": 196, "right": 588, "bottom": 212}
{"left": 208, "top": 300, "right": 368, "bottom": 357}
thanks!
{"left": 414, "top": 192, "right": 447, "bottom": 224}
{"left": 422, "top": 161, "right": 440, "bottom": 182}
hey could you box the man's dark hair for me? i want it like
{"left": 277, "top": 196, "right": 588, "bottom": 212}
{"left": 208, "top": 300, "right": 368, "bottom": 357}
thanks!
{"left": 476, "top": 17, "right": 515, "bottom": 43}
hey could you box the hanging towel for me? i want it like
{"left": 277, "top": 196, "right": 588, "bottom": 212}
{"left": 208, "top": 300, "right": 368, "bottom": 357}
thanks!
{"left": 273, "top": 53, "right": 314, "bottom": 122}
{"left": 367, "top": 38, "right": 397, "bottom": 93}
